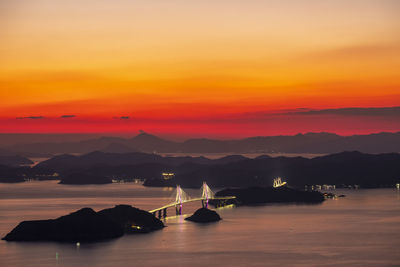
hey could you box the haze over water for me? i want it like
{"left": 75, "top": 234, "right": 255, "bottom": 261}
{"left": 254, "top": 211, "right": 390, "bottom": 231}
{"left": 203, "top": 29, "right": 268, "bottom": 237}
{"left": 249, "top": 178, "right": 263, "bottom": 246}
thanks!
{"left": 0, "top": 181, "right": 399, "bottom": 266}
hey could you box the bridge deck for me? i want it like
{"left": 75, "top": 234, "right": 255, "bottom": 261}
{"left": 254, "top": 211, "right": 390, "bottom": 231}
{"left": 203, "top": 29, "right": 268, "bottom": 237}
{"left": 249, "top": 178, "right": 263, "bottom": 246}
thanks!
{"left": 149, "top": 196, "right": 236, "bottom": 213}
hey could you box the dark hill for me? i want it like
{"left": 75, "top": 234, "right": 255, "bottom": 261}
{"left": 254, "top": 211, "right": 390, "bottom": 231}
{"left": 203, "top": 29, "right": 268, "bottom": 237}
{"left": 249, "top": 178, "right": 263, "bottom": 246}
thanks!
{"left": 35, "top": 151, "right": 245, "bottom": 173}
{"left": 2, "top": 208, "right": 123, "bottom": 242}
{"left": 0, "top": 165, "right": 26, "bottom": 183}
{"left": 185, "top": 208, "right": 221, "bottom": 223}
{"left": 3, "top": 205, "right": 164, "bottom": 242}
{"left": 127, "top": 132, "right": 178, "bottom": 152}
{"left": 98, "top": 205, "right": 164, "bottom": 233}
{"left": 214, "top": 186, "right": 324, "bottom": 205}
{"left": 212, "top": 155, "right": 248, "bottom": 164}
{"left": 0, "top": 155, "right": 33, "bottom": 166}
{"left": 3, "top": 151, "right": 399, "bottom": 188}
{"left": 144, "top": 151, "right": 400, "bottom": 188}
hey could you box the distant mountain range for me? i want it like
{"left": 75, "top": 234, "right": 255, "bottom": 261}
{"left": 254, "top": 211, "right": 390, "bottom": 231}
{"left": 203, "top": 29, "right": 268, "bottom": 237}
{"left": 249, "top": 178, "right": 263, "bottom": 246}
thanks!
{"left": 66, "top": 151, "right": 400, "bottom": 188}
{"left": 0, "top": 155, "right": 33, "bottom": 167}
{"left": 36, "top": 151, "right": 247, "bottom": 172}
{"left": 0, "top": 150, "right": 397, "bottom": 188}
{"left": 2, "top": 132, "right": 400, "bottom": 155}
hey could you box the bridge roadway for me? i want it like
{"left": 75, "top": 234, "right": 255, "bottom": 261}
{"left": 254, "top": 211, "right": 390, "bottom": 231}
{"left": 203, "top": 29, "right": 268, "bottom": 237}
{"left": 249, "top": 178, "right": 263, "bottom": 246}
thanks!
{"left": 149, "top": 196, "right": 236, "bottom": 213}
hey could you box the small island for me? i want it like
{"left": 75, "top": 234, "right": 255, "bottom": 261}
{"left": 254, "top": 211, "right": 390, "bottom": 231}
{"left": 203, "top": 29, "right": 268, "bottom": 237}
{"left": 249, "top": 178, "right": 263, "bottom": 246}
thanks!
{"left": 185, "top": 208, "right": 221, "bottom": 223}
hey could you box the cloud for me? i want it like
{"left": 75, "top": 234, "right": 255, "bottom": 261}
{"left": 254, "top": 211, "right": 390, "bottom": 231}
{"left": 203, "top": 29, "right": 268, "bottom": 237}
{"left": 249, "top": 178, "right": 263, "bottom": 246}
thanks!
{"left": 16, "top": 116, "right": 44, "bottom": 119}
{"left": 60, "top": 115, "right": 76, "bottom": 118}
{"left": 286, "top": 106, "right": 400, "bottom": 116}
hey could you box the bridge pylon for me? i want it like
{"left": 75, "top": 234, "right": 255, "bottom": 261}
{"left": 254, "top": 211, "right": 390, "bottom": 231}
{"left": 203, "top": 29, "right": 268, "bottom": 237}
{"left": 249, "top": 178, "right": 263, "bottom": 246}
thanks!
{"left": 201, "top": 181, "right": 214, "bottom": 208}
{"left": 175, "top": 185, "right": 184, "bottom": 215}
{"left": 148, "top": 183, "right": 237, "bottom": 218}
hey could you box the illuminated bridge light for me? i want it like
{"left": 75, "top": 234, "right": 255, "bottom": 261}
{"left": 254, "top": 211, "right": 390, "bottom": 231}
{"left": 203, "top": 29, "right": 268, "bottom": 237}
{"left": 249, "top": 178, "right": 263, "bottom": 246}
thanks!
{"left": 273, "top": 177, "right": 287, "bottom": 188}
{"left": 162, "top": 172, "right": 175, "bottom": 180}
{"left": 148, "top": 183, "right": 236, "bottom": 215}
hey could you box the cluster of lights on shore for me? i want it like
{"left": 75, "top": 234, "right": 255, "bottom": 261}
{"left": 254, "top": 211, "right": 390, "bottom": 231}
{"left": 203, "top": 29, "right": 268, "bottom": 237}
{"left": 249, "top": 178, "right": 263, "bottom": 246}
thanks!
{"left": 273, "top": 177, "right": 287, "bottom": 188}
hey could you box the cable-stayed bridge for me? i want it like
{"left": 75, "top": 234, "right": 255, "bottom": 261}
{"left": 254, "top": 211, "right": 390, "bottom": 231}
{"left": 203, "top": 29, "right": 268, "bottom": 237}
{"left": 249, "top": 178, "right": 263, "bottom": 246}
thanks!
{"left": 149, "top": 182, "right": 236, "bottom": 219}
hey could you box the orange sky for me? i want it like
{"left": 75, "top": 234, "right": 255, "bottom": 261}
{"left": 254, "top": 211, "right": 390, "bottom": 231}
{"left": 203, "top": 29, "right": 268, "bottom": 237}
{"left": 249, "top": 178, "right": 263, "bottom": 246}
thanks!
{"left": 0, "top": 0, "right": 399, "bottom": 137}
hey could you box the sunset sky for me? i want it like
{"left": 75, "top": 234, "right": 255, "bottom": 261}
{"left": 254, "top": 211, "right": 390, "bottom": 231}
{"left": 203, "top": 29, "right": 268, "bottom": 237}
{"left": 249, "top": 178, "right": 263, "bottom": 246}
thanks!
{"left": 1, "top": 0, "right": 399, "bottom": 138}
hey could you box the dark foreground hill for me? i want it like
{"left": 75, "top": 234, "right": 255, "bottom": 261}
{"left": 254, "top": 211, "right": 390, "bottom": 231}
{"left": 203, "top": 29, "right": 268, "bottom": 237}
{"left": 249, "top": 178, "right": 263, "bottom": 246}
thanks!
{"left": 2, "top": 208, "right": 123, "bottom": 242}
{"left": 98, "top": 205, "right": 164, "bottom": 233}
{"left": 3, "top": 205, "right": 164, "bottom": 242}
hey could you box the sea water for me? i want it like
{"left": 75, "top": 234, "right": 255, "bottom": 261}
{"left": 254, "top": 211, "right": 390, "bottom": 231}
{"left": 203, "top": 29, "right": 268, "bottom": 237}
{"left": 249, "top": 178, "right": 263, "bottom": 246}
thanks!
{"left": 0, "top": 181, "right": 399, "bottom": 266}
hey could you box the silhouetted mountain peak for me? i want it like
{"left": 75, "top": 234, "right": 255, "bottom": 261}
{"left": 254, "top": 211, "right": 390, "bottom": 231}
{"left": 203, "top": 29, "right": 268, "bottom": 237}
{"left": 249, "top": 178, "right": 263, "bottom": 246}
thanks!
{"left": 132, "top": 132, "right": 163, "bottom": 142}
{"left": 63, "top": 207, "right": 97, "bottom": 218}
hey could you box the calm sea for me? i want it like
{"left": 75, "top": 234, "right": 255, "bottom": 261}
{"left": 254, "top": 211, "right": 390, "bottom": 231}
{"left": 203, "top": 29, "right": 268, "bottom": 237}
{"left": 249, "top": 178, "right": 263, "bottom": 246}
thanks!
{"left": 0, "top": 181, "right": 399, "bottom": 266}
